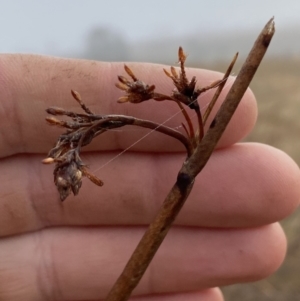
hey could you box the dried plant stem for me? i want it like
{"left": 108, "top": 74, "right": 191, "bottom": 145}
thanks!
{"left": 104, "top": 18, "right": 275, "bottom": 301}
{"left": 77, "top": 115, "right": 193, "bottom": 155}
{"left": 203, "top": 52, "right": 238, "bottom": 125}
{"left": 186, "top": 18, "right": 275, "bottom": 178}
{"left": 174, "top": 101, "right": 195, "bottom": 140}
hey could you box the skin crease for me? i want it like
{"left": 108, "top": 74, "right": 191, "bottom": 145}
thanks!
{"left": 0, "top": 54, "right": 299, "bottom": 301}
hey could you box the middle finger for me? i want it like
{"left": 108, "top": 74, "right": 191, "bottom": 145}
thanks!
{"left": 0, "top": 143, "right": 298, "bottom": 236}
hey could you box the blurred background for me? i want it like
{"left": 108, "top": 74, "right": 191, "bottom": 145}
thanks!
{"left": 1, "top": 0, "right": 299, "bottom": 300}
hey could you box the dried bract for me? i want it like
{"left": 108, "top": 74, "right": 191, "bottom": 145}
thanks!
{"left": 116, "top": 65, "right": 156, "bottom": 103}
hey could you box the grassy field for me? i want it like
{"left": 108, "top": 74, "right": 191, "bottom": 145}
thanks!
{"left": 199, "top": 56, "right": 300, "bottom": 300}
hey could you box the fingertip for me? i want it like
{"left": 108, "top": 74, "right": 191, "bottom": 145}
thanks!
{"left": 248, "top": 223, "right": 287, "bottom": 281}
{"left": 254, "top": 144, "right": 300, "bottom": 221}
{"left": 274, "top": 149, "right": 300, "bottom": 215}
{"left": 189, "top": 143, "right": 300, "bottom": 228}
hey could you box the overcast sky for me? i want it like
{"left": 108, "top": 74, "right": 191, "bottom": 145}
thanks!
{"left": 0, "top": 0, "right": 299, "bottom": 56}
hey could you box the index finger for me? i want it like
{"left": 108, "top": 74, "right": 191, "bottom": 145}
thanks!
{"left": 0, "top": 54, "right": 257, "bottom": 158}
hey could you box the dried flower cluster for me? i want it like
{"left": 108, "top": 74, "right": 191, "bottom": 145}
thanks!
{"left": 43, "top": 91, "right": 105, "bottom": 201}
{"left": 44, "top": 47, "right": 235, "bottom": 201}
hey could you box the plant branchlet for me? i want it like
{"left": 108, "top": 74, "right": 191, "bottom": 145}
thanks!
{"left": 44, "top": 47, "right": 232, "bottom": 201}
{"left": 43, "top": 18, "right": 275, "bottom": 301}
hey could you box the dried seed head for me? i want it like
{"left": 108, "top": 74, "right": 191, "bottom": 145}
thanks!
{"left": 124, "top": 65, "right": 137, "bottom": 81}
{"left": 46, "top": 107, "right": 67, "bottom": 115}
{"left": 178, "top": 46, "right": 187, "bottom": 63}
{"left": 171, "top": 67, "right": 178, "bottom": 79}
{"left": 117, "top": 96, "right": 129, "bottom": 103}
{"left": 71, "top": 90, "right": 82, "bottom": 102}
{"left": 115, "top": 77, "right": 156, "bottom": 104}
{"left": 163, "top": 68, "right": 172, "bottom": 78}
{"left": 115, "top": 82, "right": 128, "bottom": 91}
{"left": 42, "top": 157, "right": 55, "bottom": 164}
{"left": 46, "top": 116, "right": 63, "bottom": 126}
{"left": 54, "top": 161, "right": 82, "bottom": 201}
{"left": 117, "top": 75, "right": 130, "bottom": 85}
{"left": 81, "top": 167, "right": 104, "bottom": 186}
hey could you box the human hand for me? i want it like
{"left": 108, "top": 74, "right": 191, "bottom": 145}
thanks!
{"left": 0, "top": 54, "right": 299, "bottom": 301}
